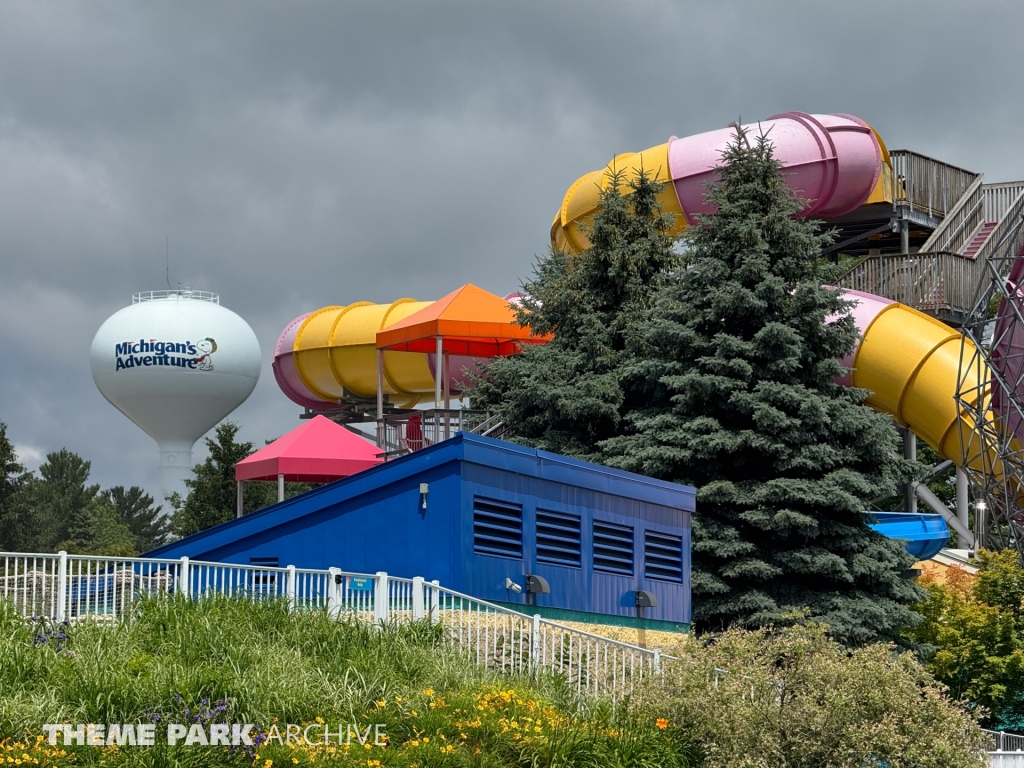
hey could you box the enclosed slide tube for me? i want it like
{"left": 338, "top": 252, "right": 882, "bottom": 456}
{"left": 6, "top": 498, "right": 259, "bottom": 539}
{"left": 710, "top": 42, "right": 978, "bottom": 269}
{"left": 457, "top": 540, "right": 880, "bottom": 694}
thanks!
{"left": 274, "top": 298, "right": 484, "bottom": 410}
{"left": 840, "top": 290, "right": 1002, "bottom": 543}
{"left": 552, "top": 112, "right": 893, "bottom": 254}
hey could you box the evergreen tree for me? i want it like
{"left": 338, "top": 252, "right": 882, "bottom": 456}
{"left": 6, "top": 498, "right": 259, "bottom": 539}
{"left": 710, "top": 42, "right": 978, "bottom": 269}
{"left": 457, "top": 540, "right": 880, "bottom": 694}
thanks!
{"left": 602, "top": 129, "right": 921, "bottom": 645}
{"left": 0, "top": 422, "right": 35, "bottom": 552}
{"left": 64, "top": 494, "right": 137, "bottom": 556}
{"left": 30, "top": 449, "right": 101, "bottom": 550}
{"left": 171, "top": 422, "right": 276, "bottom": 538}
{"left": 472, "top": 167, "right": 680, "bottom": 458}
{"left": 104, "top": 485, "right": 168, "bottom": 553}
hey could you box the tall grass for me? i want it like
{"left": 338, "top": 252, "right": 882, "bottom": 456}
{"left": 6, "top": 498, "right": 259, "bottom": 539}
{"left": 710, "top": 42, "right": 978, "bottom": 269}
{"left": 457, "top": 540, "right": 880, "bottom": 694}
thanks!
{"left": 0, "top": 596, "right": 695, "bottom": 767}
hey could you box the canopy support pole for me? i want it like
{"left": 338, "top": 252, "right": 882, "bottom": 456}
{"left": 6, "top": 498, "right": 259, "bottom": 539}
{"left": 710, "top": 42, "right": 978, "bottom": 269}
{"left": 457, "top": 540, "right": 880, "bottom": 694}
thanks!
{"left": 376, "top": 349, "right": 384, "bottom": 420}
{"left": 277, "top": 473, "right": 285, "bottom": 503}
{"left": 376, "top": 348, "right": 385, "bottom": 448}
{"left": 236, "top": 480, "right": 244, "bottom": 519}
{"left": 443, "top": 350, "right": 451, "bottom": 439}
{"left": 443, "top": 351, "right": 450, "bottom": 409}
{"left": 434, "top": 335, "right": 443, "bottom": 408}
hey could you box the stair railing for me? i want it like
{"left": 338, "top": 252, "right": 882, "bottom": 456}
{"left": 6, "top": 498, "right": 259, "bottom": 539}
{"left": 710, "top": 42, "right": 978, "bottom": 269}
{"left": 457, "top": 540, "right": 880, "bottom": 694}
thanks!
{"left": 888, "top": 150, "right": 981, "bottom": 219}
{"left": 976, "top": 188, "right": 1024, "bottom": 268}
{"left": 920, "top": 175, "right": 985, "bottom": 254}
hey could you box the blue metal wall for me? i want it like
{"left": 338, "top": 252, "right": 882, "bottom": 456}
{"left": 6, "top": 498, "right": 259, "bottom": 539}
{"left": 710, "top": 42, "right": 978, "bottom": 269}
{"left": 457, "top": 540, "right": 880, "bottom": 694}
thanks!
{"left": 149, "top": 433, "right": 694, "bottom": 625}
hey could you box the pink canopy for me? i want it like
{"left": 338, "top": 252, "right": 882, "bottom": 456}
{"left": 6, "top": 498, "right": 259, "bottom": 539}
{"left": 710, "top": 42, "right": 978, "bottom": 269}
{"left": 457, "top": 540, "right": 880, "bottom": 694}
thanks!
{"left": 235, "top": 415, "right": 382, "bottom": 483}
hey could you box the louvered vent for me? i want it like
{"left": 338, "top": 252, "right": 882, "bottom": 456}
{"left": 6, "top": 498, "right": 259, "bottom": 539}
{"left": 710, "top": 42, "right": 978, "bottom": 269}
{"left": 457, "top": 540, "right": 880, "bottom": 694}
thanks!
{"left": 644, "top": 531, "right": 683, "bottom": 582}
{"left": 536, "top": 510, "right": 581, "bottom": 567}
{"left": 593, "top": 521, "right": 634, "bottom": 575}
{"left": 473, "top": 498, "right": 523, "bottom": 558}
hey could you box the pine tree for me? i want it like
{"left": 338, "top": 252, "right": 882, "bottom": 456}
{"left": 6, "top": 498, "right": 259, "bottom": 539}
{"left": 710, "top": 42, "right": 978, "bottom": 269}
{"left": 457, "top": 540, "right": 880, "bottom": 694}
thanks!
{"left": 104, "top": 485, "right": 169, "bottom": 553}
{"left": 602, "top": 129, "right": 921, "bottom": 645}
{"left": 30, "top": 449, "right": 101, "bottom": 550}
{"left": 0, "top": 422, "right": 35, "bottom": 552}
{"left": 171, "top": 422, "right": 276, "bottom": 538}
{"left": 472, "top": 167, "right": 680, "bottom": 458}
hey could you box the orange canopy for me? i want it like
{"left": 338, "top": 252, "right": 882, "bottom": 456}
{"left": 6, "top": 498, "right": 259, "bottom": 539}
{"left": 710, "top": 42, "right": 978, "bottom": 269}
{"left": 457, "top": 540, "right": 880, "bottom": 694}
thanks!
{"left": 375, "top": 283, "right": 551, "bottom": 357}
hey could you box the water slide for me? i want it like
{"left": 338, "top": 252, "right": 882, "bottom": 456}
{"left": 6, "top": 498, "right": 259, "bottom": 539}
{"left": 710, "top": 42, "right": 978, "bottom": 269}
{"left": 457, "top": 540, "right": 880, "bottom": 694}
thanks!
{"left": 549, "top": 111, "right": 1020, "bottom": 546}
{"left": 274, "top": 111, "right": 1024, "bottom": 547}
{"left": 274, "top": 299, "right": 486, "bottom": 410}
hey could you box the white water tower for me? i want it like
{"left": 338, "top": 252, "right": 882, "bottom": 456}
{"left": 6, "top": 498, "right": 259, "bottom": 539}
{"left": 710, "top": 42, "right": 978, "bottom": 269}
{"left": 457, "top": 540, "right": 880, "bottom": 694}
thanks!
{"left": 91, "top": 290, "right": 262, "bottom": 502}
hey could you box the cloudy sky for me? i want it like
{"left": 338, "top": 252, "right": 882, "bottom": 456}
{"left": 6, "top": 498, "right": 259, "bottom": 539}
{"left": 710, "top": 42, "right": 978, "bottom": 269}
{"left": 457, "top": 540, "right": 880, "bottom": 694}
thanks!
{"left": 1, "top": 0, "right": 1022, "bottom": 504}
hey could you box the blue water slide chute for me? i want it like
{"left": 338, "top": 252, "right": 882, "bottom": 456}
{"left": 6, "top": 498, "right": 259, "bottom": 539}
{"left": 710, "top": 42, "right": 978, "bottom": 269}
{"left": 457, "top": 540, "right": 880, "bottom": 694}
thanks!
{"left": 867, "top": 512, "right": 950, "bottom": 561}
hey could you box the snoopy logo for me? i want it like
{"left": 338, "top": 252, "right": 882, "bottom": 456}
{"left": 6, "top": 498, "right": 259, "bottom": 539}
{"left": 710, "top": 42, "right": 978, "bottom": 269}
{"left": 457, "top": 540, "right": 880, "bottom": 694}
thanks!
{"left": 193, "top": 338, "right": 217, "bottom": 371}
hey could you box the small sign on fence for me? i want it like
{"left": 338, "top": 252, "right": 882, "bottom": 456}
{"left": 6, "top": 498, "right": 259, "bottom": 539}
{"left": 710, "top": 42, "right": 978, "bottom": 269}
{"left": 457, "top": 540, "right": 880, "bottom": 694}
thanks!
{"left": 347, "top": 576, "right": 373, "bottom": 591}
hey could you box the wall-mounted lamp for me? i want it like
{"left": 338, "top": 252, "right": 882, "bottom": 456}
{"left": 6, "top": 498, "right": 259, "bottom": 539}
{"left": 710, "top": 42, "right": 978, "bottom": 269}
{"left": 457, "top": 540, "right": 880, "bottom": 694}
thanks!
{"left": 525, "top": 574, "right": 550, "bottom": 594}
{"left": 505, "top": 577, "right": 522, "bottom": 594}
{"left": 635, "top": 589, "right": 657, "bottom": 620}
{"left": 419, "top": 483, "right": 429, "bottom": 513}
{"left": 524, "top": 574, "right": 550, "bottom": 605}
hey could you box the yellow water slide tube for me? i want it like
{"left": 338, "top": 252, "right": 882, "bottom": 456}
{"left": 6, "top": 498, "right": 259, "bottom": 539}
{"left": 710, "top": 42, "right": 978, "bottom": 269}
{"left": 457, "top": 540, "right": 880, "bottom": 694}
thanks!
{"left": 842, "top": 291, "right": 990, "bottom": 477}
{"left": 552, "top": 111, "right": 894, "bottom": 254}
{"left": 274, "top": 299, "right": 437, "bottom": 409}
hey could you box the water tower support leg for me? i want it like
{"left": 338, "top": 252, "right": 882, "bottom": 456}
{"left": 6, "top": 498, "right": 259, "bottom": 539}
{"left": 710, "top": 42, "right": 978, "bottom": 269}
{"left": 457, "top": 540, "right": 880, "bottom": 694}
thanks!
{"left": 236, "top": 481, "right": 244, "bottom": 518}
{"left": 277, "top": 473, "right": 285, "bottom": 503}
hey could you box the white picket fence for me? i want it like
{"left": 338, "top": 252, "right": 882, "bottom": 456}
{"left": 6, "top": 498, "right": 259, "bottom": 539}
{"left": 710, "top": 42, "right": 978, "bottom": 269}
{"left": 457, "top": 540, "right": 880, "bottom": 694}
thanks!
{"left": 0, "top": 551, "right": 665, "bottom": 700}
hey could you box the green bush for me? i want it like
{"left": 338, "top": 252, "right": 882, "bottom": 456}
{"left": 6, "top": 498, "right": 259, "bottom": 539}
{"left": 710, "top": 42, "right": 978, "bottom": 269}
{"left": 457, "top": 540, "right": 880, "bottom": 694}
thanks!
{"left": 631, "top": 623, "right": 988, "bottom": 768}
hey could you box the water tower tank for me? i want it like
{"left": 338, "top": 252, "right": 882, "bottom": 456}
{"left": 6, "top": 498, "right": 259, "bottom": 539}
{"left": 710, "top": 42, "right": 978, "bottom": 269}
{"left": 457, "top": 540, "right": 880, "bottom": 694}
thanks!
{"left": 91, "top": 290, "right": 261, "bottom": 502}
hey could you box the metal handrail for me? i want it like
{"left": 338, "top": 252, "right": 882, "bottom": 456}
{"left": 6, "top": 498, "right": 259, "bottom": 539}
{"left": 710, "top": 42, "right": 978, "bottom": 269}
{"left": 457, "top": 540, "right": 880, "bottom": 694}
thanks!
{"left": 425, "top": 582, "right": 673, "bottom": 658}
{"left": 1, "top": 551, "right": 671, "bottom": 701}
{"left": 133, "top": 290, "right": 219, "bottom": 304}
{"left": 377, "top": 409, "right": 498, "bottom": 455}
{"left": 985, "top": 729, "right": 1024, "bottom": 753}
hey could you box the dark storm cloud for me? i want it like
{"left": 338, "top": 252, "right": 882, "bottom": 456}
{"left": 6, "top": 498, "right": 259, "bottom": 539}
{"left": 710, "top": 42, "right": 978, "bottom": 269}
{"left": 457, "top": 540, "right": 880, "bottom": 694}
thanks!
{"left": 1, "top": 0, "right": 1022, "bottom": 497}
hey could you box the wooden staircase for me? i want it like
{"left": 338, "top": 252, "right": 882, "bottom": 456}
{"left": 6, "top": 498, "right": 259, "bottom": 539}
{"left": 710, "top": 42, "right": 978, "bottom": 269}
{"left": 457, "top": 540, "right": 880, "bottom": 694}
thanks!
{"left": 963, "top": 222, "right": 998, "bottom": 258}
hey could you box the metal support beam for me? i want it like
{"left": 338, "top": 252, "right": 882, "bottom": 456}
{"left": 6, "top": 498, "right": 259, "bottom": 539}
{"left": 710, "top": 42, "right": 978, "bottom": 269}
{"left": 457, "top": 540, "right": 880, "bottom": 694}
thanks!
{"left": 277, "top": 473, "right": 285, "bottom": 504}
{"left": 915, "top": 482, "right": 974, "bottom": 548}
{"left": 900, "top": 217, "right": 910, "bottom": 254}
{"left": 434, "top": 336, "right": 443, "bottom": 408}
{"left": 903, "top": 430, "right": 917, "bottom": 514}
{"left": 956, "top": 467, "right": 970, "bottom": 548}
{"left": 822, "top": 221, "right": 897, "bottom": 256}
{"left": 236, "top": 480, "right": 244, "bottom": 519}
{"left": 376, "top": 349, "right": 384, "bottom": 421}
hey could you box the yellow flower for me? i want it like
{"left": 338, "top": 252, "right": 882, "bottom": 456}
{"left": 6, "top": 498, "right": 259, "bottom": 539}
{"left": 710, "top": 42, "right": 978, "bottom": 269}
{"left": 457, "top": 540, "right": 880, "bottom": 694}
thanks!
{"left": 315, "top": 716, "right": 324, "bottom": 724}
{"left": 422, "top": 737, "right": 429, "bottom": 744}
{"left": 423, "top": 688, "right": 434, "bottom": 696}
{"left": 375, "top": 700, "right": 386, "bottom": 708}
{"left": 291, "top": 759, "right": 298, "bottom": 765}
{"left": 656, "top": 718, "right": 669, "bottom": 730}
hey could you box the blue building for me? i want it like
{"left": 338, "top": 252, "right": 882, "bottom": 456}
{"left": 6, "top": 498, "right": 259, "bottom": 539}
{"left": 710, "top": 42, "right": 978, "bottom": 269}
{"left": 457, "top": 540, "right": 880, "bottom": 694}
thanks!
{"left": 149, "top": 432, "right": 694, "bottom": 631}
